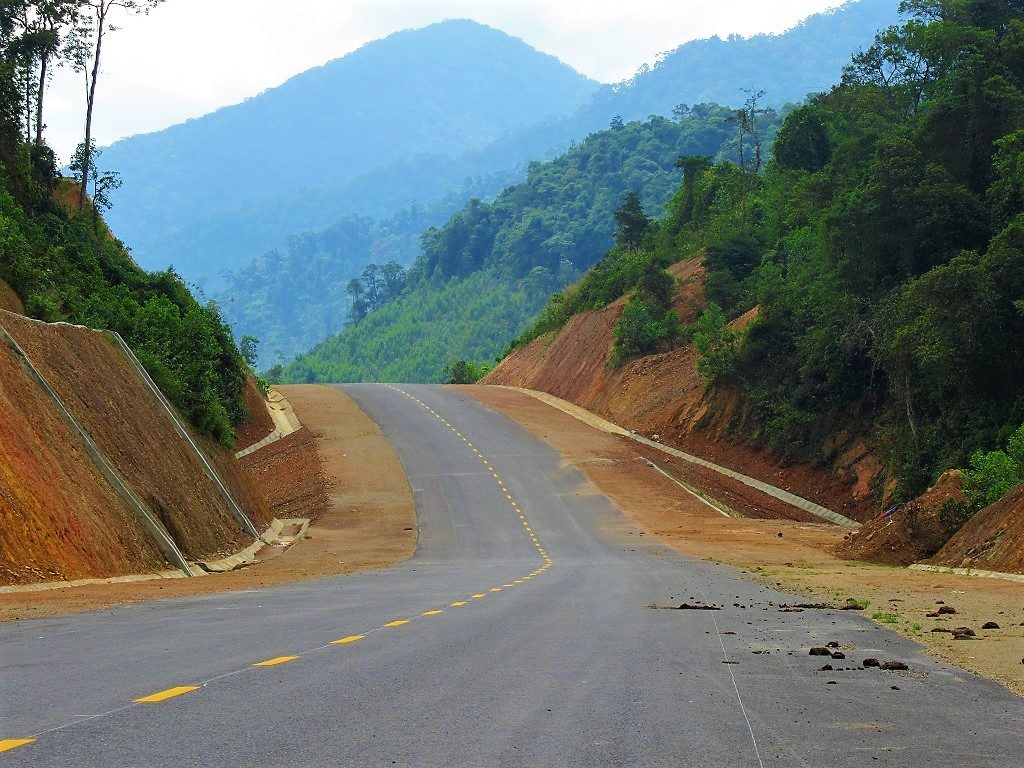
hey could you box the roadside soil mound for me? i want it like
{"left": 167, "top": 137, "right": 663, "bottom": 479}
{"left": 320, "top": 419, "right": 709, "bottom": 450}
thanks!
{"left": 929, "top": 483, "right": 1024, "bottom": 574}
{"left": 235, "top": 375, "right": 276, "bottom": 451}
{"left": 836, "top": 471, "right": 967, "bottom": 566}
{"left": 0, "top": 341, "right": 169, "bottom": 584}
{"left": 486, "top": 258, "right": 874, "bottom": 521}
{"left": 0, "top": 279, "right": 23, "bottom": 314}
{"left": 2, "top": 313, "right": 268, "bottom": 563}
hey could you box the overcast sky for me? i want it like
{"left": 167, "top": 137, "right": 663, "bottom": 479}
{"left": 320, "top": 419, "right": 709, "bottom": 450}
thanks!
{"left": 45, "top": 0, "right": 847, "bottom": 161}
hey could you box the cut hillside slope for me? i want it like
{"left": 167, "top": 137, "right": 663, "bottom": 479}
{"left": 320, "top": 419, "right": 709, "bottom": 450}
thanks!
{"left": 1, "top": 313, "right": 269, "bottom": 564}
{"left": 0, "top": 341, "right": 169, "bottom": 584}
{"left": 485, "top": 259, "right": 876, "bottom": 521}
{"left": 929, "top": 483, "right": 1024, "bottom": 574}
{"left": 0, "top": 279, "right": 23, "bottom": 314}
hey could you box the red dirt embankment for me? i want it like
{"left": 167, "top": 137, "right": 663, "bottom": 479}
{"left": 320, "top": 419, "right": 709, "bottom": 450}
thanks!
{"left": 0, "top": 341, "right": 169, "bottom": 583}
{"left": 235, "top": 376, "right": 276, "bottom": 451}
{"left": 0, "top": 279, "right": 23, "bottom": 314}
{"left": 1, "top": 313, "right": 269, "bottom": 573}
{"left": 929, "top": 483, "right": 1024, "bottom": 574}
{"left": 836, "top": 471, "right": 967, "bottom": 566}
{"left": 486, "top": 259, "right": 875, "bottom": 521}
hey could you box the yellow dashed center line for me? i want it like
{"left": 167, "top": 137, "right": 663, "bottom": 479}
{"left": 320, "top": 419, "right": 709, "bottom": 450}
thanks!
{"left": 253, "top": 656, "right": 299, "bottom": 668}
{"left": 332, "top": 635, "right": 365, "bottom": 645}
{"left": 423, "top": 610, "right": 444, "bottom": 616}
{"left": 134, "top": 686, "right": 200, "bottom": 704}
{"left": 450, "top": 601, "right": 468, "bottom": 607}
{"left": 384, "top": 620, "right": 411, "bottom": 628}
{"left": 0, "top": 739, "right": 35, "bottom": 753}
{"left": 472, "top": 594, "right": 487, "bottom": 599}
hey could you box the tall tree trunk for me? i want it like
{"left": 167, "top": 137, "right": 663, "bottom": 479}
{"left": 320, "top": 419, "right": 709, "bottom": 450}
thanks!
{"left": 34, "top": 49, "right": 49, "bottom": 147}
{"left": 79, "top": 5, "right": 106, "bottom": 210}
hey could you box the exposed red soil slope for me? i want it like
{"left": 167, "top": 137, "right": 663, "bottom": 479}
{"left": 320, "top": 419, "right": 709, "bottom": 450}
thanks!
{"left": 0, "top": 340, "right": 168, "bottom": 584}
{"left": 239, "top": 429, "right": 328, "bottom": 521}
{"left": 930, "top": 483, "right": 1024, "bottom": 574}
{"left": 1, "top": 313, "right": 268, "bottom": 562}
{"left": 486, "top": 258, "right": 874, "bottom": 521}
{"left": 0, "top": 279, "right": 23, "bottom": 314}
{"left": 235, "top": 376, "right": 276, "bottom": 451}
{"left": 836, "top": 471, "right": 967, "bottom": 566}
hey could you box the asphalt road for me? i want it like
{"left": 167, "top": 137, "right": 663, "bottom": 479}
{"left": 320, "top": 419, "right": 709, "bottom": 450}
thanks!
{"left": 2, "top": 384, "right": 1022, "bottom": 766}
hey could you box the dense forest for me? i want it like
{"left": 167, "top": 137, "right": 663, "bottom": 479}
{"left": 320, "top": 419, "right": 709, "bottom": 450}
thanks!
{"left": 0, "top": 1, "right": 253, "bottom": 445}
{"left": 277, "top": 107, "right": 783, "bottom": 383}
{"left": 520, "top": 0, "right": 1024, "bottom": 502}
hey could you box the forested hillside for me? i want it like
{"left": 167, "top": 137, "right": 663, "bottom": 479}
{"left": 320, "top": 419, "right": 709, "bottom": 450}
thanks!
{"left": 278, "top": 108, "right": 783, "bottom": 383}
{"left": 0, "top": 6, "right": 253, "bottom": 446}
{"left": 102, "top": 20, "right": 597, "bottom": 287}
{"left": 224, "top": 0, "right": 898, "bottom": 367}
{"left": 514, "top": 0, "right": 1024, "bottom": 503}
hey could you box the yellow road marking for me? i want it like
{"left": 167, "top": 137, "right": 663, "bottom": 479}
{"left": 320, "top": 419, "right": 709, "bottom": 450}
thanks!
{"left": 423, "top": 610, "right": 444, "bottom": 616}
{"left": 332, "top": 635, "right": 365, "bottom": 645}
{"left": 253, "top": 656, "right": 299, "bottom": 667}
{"left": 384, "top": 620, "right": 410, "bottom": 628}
{"left": 490, "top": 588, "right": 502, "bottom": 592}
{"left": 451, "top": 601, "right": 468, "bottom": 607}
{"left": 0, "top": 739, "right": 35, "bottom": 753}
{"left": 134, "top": 686, "right": 200, "bottom": 704}
{"left": 504, "top": 584, "right": 514, "bottom": 587}
{"left": 472, "top": 593, "right": 487, "bottom": 599}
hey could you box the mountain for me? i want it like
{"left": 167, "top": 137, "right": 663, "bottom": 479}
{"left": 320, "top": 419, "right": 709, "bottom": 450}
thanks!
{"left": 224, "top": 0, "right": 901, "bottom": 364}
{"left": 277, "top": 107, "right": 784, "bottom": 382}
{"left": 101, "top": 20, "right": 598, "bottom": 287}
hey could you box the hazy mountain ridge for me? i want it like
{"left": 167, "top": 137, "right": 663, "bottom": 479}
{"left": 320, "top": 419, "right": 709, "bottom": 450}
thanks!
{"left": 103, "top": 19, "right": 598, "bottom": 286}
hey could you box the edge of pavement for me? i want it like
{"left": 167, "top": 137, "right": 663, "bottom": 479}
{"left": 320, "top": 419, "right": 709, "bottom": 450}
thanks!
{"left": 496, "top": 386, "right": 860, "bottom": 529}
{"left": 462, "top": 384, "right": 1024, "bottom": 698}
{"left": 0, "top": 385, "right": 416, "bottom": 622}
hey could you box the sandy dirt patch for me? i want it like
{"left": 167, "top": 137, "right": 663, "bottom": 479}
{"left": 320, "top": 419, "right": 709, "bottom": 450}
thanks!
{"left": 465, "top": 385, "right": 1024, "bottom": 697}
{"left": 0, "top": 385, "right": 416, "bottom": 622}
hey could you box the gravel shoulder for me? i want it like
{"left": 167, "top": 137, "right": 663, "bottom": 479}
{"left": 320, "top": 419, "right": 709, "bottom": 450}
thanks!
{"left": 0, "top": 384, "right": 416, "bottom": 622}
{"left": 464, "top": 384, "right": 1024, "bottom": 697}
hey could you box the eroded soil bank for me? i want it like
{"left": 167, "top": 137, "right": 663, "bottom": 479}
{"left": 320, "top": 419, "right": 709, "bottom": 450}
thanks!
{"left": 465, "top": 385, "right": 1024, "bottom": 697}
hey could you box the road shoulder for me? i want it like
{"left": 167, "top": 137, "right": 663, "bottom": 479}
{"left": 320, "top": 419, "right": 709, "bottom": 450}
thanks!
{"left": 463, "top": 384, "right": 1024, "bottom": 697}
{"left": 0, "top": 385, "right": 416, "bottom": 621}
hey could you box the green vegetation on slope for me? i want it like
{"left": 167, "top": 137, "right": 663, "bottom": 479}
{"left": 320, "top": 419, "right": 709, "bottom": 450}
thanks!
{"left": 525, "top": 0, "right": 1024, "bottom": 503}
{"left": 0, "top": 9, "right": 251, "bottom": 445}
{"left": 278, "top": 108, "right": 783, "bottom": 384}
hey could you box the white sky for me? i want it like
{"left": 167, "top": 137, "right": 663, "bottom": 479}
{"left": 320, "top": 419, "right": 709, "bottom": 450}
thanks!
{"left": 45, "top": 0, "right": 847, "bottom": 161}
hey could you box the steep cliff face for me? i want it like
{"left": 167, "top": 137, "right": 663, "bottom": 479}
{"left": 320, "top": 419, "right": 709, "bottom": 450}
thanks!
{"left": 486, "top": 258, "right": 879, "bottom": 520}
{"left": 0, "top": 312, "right": 270, "bottom": 585}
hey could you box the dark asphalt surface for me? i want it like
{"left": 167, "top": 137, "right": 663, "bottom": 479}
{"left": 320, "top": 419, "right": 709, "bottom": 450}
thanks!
{"left": 1, "top": 384, "right": 1022, "bottom": 766}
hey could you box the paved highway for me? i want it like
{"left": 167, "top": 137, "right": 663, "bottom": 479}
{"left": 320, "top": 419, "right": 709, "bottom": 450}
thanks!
{"left": 1, "top": 384, "right": 1021, "bottom": 766}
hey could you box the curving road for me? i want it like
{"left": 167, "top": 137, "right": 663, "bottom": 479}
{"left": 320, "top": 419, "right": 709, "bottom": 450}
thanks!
{"left": 1, "top": 384, "right": 1021, "bottom": 766}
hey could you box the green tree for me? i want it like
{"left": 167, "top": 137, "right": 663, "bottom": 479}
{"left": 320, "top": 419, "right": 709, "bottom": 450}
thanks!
{"left": 614, "top": 192, "right": 651, "bottom": 251}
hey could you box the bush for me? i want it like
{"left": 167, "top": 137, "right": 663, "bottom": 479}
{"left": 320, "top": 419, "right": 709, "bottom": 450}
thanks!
{"left": 612, "top": 297, "right": 677, "bottom": 365}
{"left": 693, "top": 303, "right": 738, "bottom": 384}
{"left": 964, "top": 424, "right": 1024, "bottom": 508}
{"left": 444, "top": 360, "right": 491, "bottom": 384}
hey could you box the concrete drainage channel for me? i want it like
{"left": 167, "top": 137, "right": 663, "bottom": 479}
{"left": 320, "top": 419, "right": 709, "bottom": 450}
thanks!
{"left": 0, "top": 517, "right": 311, "bottom": 594}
